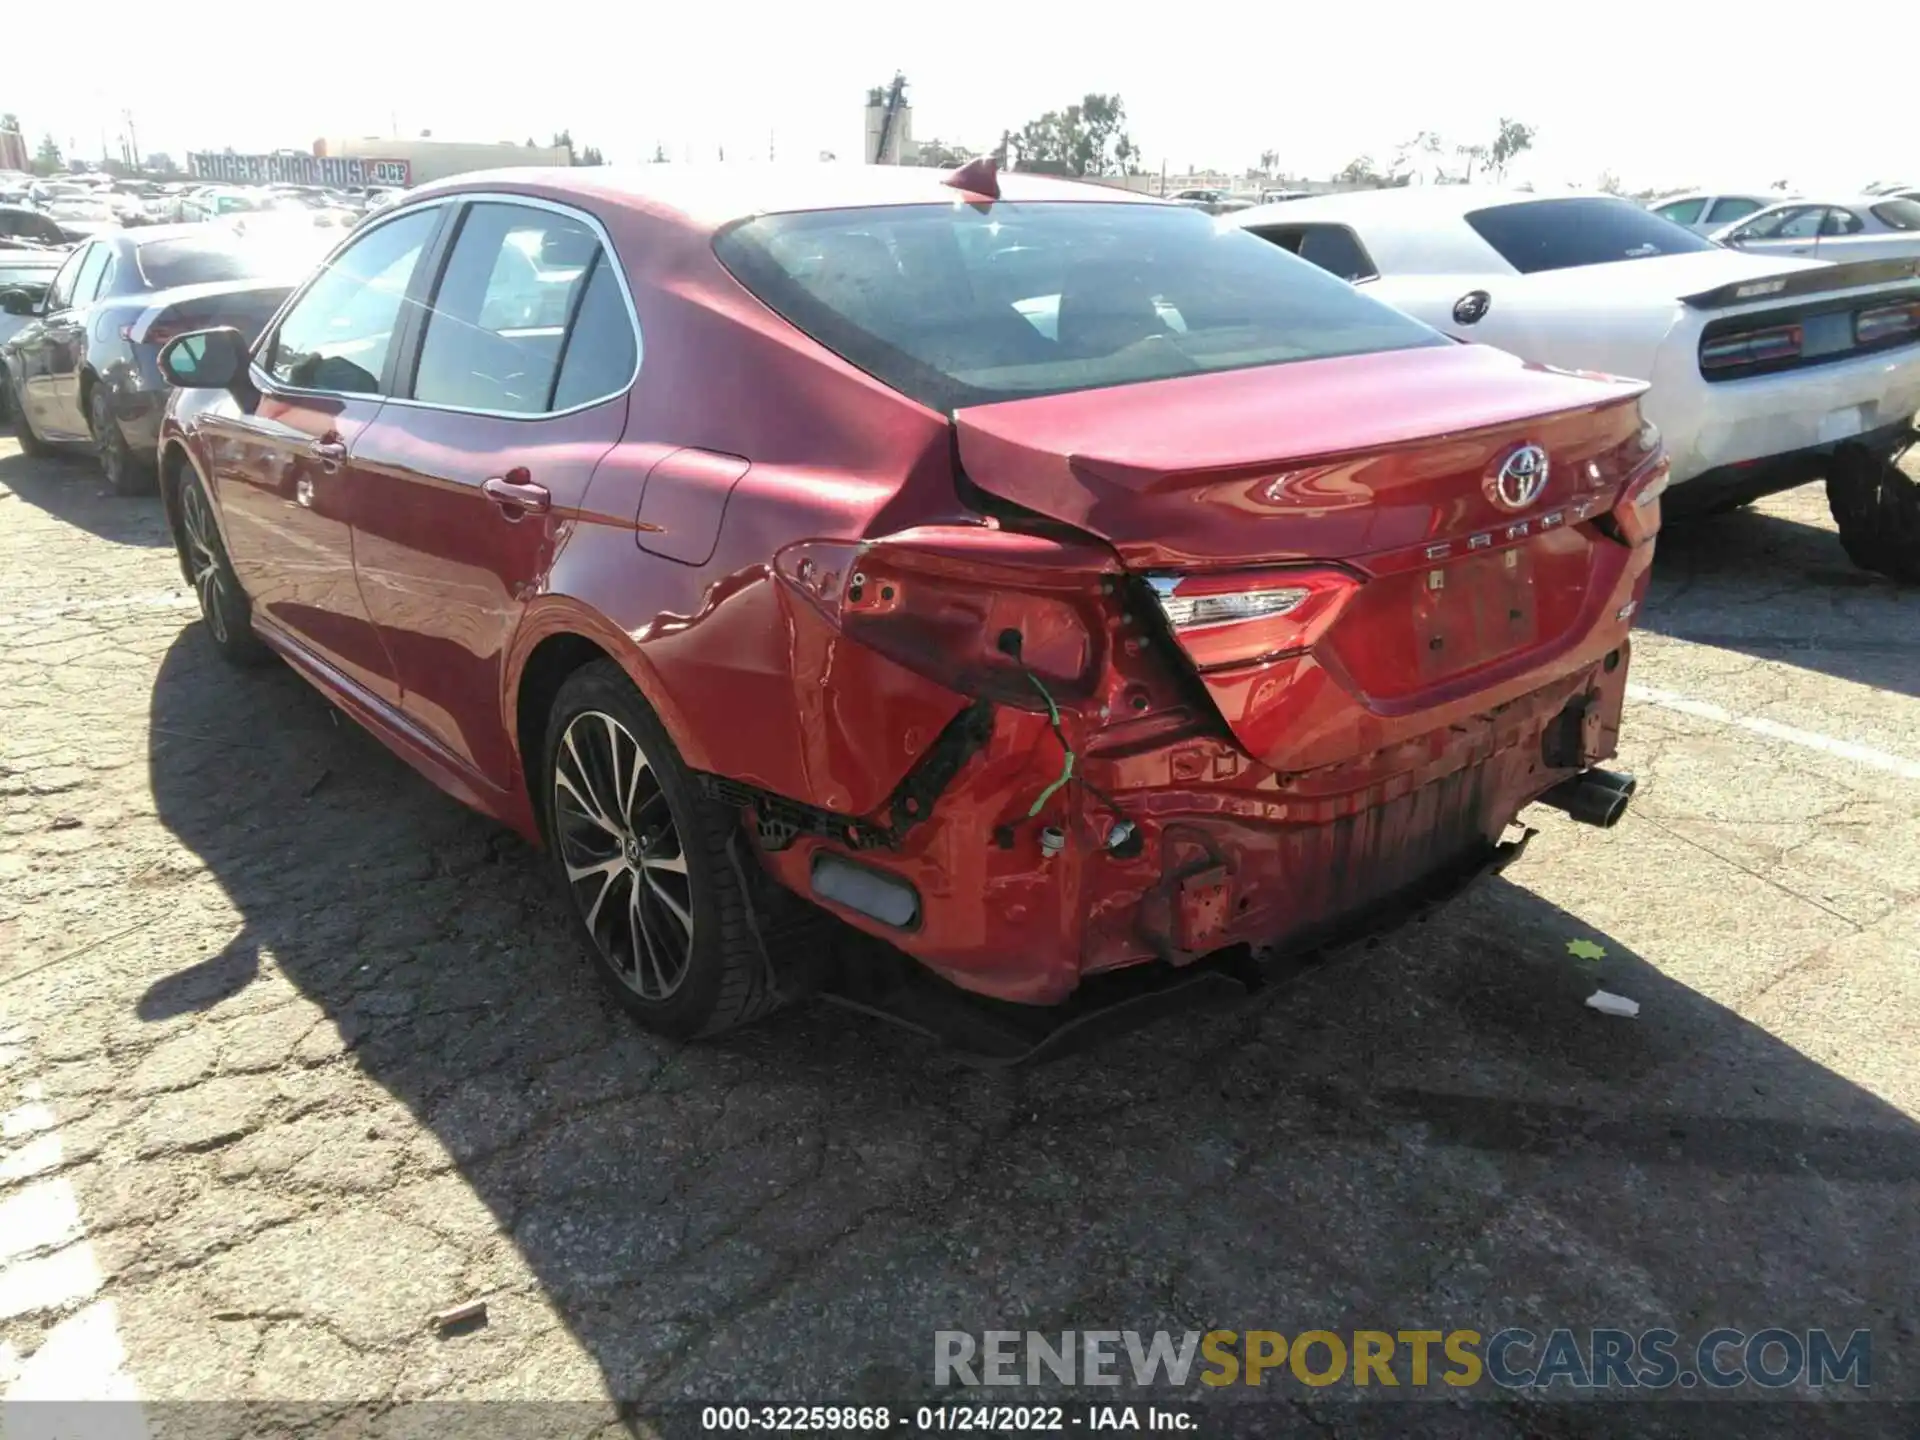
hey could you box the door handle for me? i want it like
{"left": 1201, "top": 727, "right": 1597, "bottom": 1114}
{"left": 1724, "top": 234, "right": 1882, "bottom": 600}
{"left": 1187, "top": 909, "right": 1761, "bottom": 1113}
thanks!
{"left": 482, "top": 475, "right": 551, "bottom": 517}
{"left": 308, "top": 438, "right": 347, "bottom": 472}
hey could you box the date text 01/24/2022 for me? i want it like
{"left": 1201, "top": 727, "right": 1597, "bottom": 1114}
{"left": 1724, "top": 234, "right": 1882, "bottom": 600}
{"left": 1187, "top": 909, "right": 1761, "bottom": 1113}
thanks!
{"left": 699, "top": 1405, "right": 1194, "bottom": 1431}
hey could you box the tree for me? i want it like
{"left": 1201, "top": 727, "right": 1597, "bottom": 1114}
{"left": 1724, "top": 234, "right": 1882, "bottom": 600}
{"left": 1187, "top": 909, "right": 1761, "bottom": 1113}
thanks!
{"left": 1488, "top": 118, "right": 1535, "bottom": 180}
{"left": 32, "top": 133, "right": 62, "bottom": 177}
{"left": 1455, "top": 143, "right": 1490, "bottom": 183}
{"left": 651, "top": 143, "right": 669, "bottom": 163}
{"left": 1390, "top": 130, "right": 1446, "bottom": 184}
{"left": 1009, "top": 93, "right": 1137, "bottom": 177}
{"left": 1596, "top": 170, "right": 1624, "bottom": 196}
{"left": 914, "top": 138, "right": 976, "bottom": 169}
{"left": 1335, "top": 156, "right": 1383, "bottom": 186}
{"left": 1258, "top": 147, "right": 1279, "bottom": 177}
{"left": 577, "top": 145, "right": 605, "bottom": 165}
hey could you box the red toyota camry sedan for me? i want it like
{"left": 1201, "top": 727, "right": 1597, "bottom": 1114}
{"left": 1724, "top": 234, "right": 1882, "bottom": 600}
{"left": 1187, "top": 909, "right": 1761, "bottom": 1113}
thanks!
{"left": 154, "top": 162, "right": 1666, "bottom": 1041}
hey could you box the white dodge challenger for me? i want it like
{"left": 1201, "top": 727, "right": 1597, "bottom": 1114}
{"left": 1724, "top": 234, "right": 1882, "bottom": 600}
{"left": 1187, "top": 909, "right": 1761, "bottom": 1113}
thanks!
{"left": 1228, "top": 189, "right": 1920, "bottom": 579}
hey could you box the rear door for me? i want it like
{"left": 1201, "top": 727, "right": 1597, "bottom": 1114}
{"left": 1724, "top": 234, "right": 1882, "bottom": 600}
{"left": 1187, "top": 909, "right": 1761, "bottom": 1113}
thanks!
{"left": 348, "top": 198, "right": 637, "bottom": 789}
{"left": 201, "top": 204, "right": 447, "bottom": 705}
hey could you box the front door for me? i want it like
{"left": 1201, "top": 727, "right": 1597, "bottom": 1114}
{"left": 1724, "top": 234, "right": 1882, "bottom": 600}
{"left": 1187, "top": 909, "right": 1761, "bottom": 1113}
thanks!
{"left": 206, "top": 204, "right": 447, "bottom": 706}
{"left": 349, "top": 199, "right": 637, "bottom": 790}
{"left": 13, "top": 241, "right": 107, "bottom": 440}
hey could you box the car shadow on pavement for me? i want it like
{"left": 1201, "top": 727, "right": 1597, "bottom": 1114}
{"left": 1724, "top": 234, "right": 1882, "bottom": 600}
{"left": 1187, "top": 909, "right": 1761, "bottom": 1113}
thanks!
{"left": 1642, "top": 486, "right": 1920, "bottom": 700}
{"left": 138, "top": 624, "right": 1919, "bottom": 1422}
{"left": 0, "top": 447, "right": 172, "bottom": 548}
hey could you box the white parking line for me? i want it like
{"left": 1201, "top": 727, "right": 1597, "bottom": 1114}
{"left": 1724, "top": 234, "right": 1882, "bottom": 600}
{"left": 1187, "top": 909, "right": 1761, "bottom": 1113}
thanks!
{"left": 0, "top": 1103, "right": 148, "bottom": 1429}
{"left": 1628, "top": 683, "right": 1920, "bottom": 780}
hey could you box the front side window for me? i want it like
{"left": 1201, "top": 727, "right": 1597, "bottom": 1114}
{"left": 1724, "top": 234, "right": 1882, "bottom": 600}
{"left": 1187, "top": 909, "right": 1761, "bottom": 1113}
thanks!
{"left": 411, "top": 202, "right": 612, "bottom": 413}
{"left": 1463, "top": 198, "right": 1717, "bottom": 273}
{"left": 263, "top": 207, "right": 440, "bottom": 395}
{"left": 44, "top": 246, "right": 86, "bottom": 310}
{"left": 1736, "top": 207, "right": 1821, "bottom": 241}
{"left": 715, "top": 201, "right": 1441, "bottom": 411}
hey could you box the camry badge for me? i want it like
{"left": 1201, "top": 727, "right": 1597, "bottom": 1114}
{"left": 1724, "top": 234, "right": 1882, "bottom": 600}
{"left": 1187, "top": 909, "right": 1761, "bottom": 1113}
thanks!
{"left": 1487, "top": 444, "right": 1550, "bottom": 512}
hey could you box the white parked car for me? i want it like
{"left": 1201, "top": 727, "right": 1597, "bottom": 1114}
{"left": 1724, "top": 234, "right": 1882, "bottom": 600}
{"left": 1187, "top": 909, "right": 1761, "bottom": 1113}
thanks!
{"left": 1710, "top": 196, "right": 1920, "bottom": 265}
{"left": 1649, "top": 191, "right": 1778, "bottom": 235}
{"left": 1226, "top": 188, "right": 1920, "bottom": 575}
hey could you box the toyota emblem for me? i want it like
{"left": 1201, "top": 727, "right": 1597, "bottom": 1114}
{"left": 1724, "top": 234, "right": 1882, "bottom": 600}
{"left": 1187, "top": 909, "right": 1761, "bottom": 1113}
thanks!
{"left": 1487, "top": 444, "right": 1550, "bottom": 512}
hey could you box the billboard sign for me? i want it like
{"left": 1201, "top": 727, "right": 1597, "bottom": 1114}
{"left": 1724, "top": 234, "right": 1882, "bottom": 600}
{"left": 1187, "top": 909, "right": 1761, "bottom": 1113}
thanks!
{"left": 187, "top": 153, "right": 412, "bottom": 187}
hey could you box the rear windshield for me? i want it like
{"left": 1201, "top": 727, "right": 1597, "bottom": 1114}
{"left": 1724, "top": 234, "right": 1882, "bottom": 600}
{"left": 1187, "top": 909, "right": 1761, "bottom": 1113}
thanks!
{"left": 136, "top": 236, "right": 281, "bottom": 289}
{"left": 1871, "top": 199, "right": 1920, "bottom": 231}
{"left": 714, "top": 201, "right": 1443, "bottom": 411}
{"left": 1465, "top": 197, "right": 1718, "bottom": 274}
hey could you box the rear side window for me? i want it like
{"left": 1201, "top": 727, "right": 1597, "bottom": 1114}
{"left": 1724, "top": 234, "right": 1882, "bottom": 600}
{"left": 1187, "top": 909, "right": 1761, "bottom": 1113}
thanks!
{"left": 1249, "top": 224, "right": 1378, "bottom": 283}
{"left": 1820, "top": 208, "right": 1864, "bottom": 237}
{"left": 411, "top": 202, "right": 610, "bottom": 414}
{"left": 1654, "top": 198, "right": 1706, "bottom": 225}
{"left": 1465, "top": 197, "right": 1717, "bottom": 273}
{"left": 550, "top": 255, "right": 639, "bottom": 411}
{"left": 264, "top": 207, "right": 439, "bottom": 394}
{"left": 1702, "top": 197, "right": 1762, "bottom": 225}
{"left": 1872, "top": 199, "right": 1920, "bottom": 231}
{"left": 714, "top": 201, "right": 1440, "bottom": 411}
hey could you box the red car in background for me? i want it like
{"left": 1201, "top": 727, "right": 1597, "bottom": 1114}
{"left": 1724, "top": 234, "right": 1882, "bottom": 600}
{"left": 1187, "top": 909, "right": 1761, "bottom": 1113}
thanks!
{"left": 153, "top": 163, "right": 1666, "bottom": 1045}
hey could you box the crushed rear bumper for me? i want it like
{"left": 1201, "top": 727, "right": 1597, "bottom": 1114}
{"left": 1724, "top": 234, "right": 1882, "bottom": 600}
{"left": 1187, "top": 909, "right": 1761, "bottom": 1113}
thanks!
{"left": 755, "top": 644, "right": 1633, "bottom": 1006}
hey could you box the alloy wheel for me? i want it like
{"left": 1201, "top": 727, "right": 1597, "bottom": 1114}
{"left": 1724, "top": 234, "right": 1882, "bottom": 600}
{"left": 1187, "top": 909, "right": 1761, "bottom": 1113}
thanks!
{"left": 552, "top": 709, "right": 695, "bottom": 1000}
{"left": 91, "top": 391, "right": 123, "bottom": 490}
{"left": 179, "top": 481, "right": 231, "bottom": 645}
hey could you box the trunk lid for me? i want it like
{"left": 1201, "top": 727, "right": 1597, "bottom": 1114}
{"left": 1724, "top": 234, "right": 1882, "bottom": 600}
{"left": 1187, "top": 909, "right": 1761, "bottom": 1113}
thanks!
{"left": 953, "top": 344, "right": 1655, "bottom": 763}
{"left": 952, "top": 342, "right": 1646, "bottom": 570}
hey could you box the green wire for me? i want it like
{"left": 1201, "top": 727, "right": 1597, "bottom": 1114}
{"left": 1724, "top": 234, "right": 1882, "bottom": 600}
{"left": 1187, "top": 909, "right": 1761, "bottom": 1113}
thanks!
{"left": 1024, "top": 669, "right": 1075, "bottom": 819}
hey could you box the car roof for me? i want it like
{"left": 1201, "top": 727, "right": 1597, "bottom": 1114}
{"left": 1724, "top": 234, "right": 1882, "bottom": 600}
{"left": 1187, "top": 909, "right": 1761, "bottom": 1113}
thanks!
{"left": 405, "top": 163, "right": 1161, "bottom": 233}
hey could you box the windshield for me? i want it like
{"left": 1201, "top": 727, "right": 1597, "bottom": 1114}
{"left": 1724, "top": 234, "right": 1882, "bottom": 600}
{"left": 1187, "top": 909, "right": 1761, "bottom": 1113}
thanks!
{"left": 714, "top": 201, "right": 1443, "bottom": 411}
{"left": 1465, "top": 197, "right": 1718, "bottom": 274}
{"left": 136, "top": 235, "right": 291, "bottom": 288}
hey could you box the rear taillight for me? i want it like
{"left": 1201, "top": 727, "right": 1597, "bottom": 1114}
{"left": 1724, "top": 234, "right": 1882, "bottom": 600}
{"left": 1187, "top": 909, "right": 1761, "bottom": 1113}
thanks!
{"left": 1601, "top": 455, "right": 1670, "bottom": 548}
{"left": 1700, "top": 323, "right": 1802, "bottom": 371}
{"left": 1147, "top": 567, "right": 1358, "bottom": 670}
{"left": 777, "top": 530, "right": 1116, "bottom": 703}
{"left": 1856, "top": 300, "right": 1920, "bottom": 345}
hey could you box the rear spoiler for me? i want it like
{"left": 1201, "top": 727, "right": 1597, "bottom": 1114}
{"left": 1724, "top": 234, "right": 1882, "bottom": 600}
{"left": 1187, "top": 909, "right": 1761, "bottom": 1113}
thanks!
{"left": 1681, "top": 257, "right": 1920, "bottom": 310}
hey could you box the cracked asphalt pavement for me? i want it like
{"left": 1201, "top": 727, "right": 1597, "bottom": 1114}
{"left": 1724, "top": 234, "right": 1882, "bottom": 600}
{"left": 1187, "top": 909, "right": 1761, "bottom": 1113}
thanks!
{"left": 1, "top": 437, "right": 1916, "bottom": 1436}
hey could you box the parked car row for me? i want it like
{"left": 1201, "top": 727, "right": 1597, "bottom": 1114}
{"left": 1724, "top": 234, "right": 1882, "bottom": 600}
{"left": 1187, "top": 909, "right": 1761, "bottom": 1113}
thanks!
{"left": 0, "top": 221, "right": 332, "bottom": 486}
{"left": 5, "top": 162, "right": 1914, "bottom": 1053}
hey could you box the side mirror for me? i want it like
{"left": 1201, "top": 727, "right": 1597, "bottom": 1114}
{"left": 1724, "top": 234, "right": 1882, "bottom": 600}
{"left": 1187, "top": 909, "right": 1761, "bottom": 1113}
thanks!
{"left": 0, "top": 287, "right": 34, "bottom": 316}
{"left": 159, "top": 327, "right": 253, "bottom": 399}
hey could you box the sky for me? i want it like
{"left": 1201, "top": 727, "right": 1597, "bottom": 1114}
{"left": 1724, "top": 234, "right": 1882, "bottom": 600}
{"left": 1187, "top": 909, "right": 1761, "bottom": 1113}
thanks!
{"left": 5, "top": 0, "right": 1911, "bottom": 194}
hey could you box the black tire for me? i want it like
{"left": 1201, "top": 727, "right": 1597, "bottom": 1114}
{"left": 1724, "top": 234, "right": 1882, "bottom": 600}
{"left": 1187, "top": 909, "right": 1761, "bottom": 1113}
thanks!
{"left": 172, "top": 463, "right": 269, "bottom": 666}
{"left": 3, "top": 368, "right": 54, "bottom": 458}
{"left": 1827, "top": 434, "right": 1920, "bottom": 585}
{"left": 541, "top": 661, "right": 778, "bottom": 1039}
{"left": 89, "top": 385, "right": 155, "bottom": 497}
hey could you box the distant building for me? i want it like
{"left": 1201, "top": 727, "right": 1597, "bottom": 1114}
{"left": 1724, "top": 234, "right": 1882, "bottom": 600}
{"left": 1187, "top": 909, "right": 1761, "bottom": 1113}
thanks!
{"left": 0, "top": 123, "right": 28, "bottom": 173}
{"left": 864, "top": 89, "right": 917, "bottom": 164}
{"left": 317, "top": 136, "right": 573, "bottom": 185}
